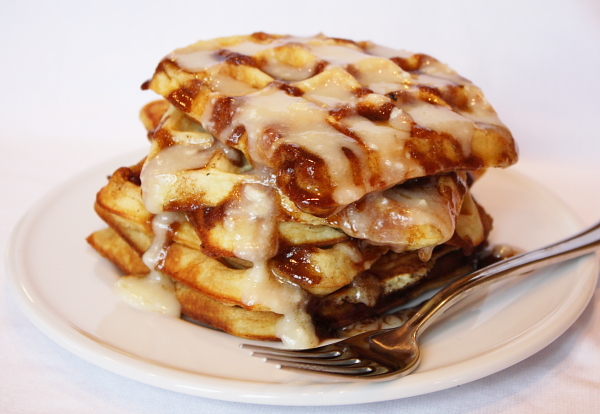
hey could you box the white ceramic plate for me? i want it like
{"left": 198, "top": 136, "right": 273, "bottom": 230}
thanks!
{"left": 6, "top": 151, "right": 598, "bottom": 406}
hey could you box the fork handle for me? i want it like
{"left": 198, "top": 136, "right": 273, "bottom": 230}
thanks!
{"left": 401, "top": 220, "right": 600, "bottom": 338}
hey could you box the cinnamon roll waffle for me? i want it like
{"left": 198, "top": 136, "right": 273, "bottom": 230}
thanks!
{"left": 87, "top": 33, "right": 517, "bottom": 348}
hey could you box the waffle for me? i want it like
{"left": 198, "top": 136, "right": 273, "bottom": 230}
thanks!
{"left": 88, "top": 159, "right": 489, "bottom": 340}
{"left": 88, "top": 33, "right": 517, "bottom": 348}
{"left": 145, "top": 33, "right": 517, "bottom": 216}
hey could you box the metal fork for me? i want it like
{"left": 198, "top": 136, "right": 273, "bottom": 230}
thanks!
{"left": 241, "top": 221, "right": 600, "bottom": 381}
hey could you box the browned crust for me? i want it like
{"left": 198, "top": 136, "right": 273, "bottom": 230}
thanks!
{"left": 86, "top": 227, "right": 149, "bottom": 275}
{"left": 175, "top": 282, "right": 281, "bottom": 341}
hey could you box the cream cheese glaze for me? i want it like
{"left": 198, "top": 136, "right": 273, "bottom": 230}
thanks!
{"left": 115, "top": 212, "right": 182, "bottom": 317}
{"left": 225, "top": 184, "right": 318, "bottom": 347}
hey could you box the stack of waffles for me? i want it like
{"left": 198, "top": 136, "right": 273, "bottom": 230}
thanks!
{"left": 87, "top": 33, "right": 518, "bottom": 348}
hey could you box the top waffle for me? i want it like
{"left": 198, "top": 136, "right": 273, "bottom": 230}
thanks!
{"left": 145, "top": 33, "right": 518, "bottom": 217}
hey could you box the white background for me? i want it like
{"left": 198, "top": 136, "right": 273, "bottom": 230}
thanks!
{"left": 1, "top": 0, "right": 599, "bottom": 412}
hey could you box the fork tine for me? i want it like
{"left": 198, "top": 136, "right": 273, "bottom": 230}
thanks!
{"left": 277, "top": 362, "right": 375, "bottom": 375}
{"left": 255, "top": 353, "right": 362, "bottom": 366}
{"left": 275, "top": 359, "right": 391, "bottom": 377}
{"left": 242, "top": 342, "right": 392, "bottom": 377}
{"left": 240, "top": 343, "right": 342, "bottom": 359}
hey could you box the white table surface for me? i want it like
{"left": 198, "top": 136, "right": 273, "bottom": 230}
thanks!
{"left": 2, "top": 1, "right": 599, "bottom": 412}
